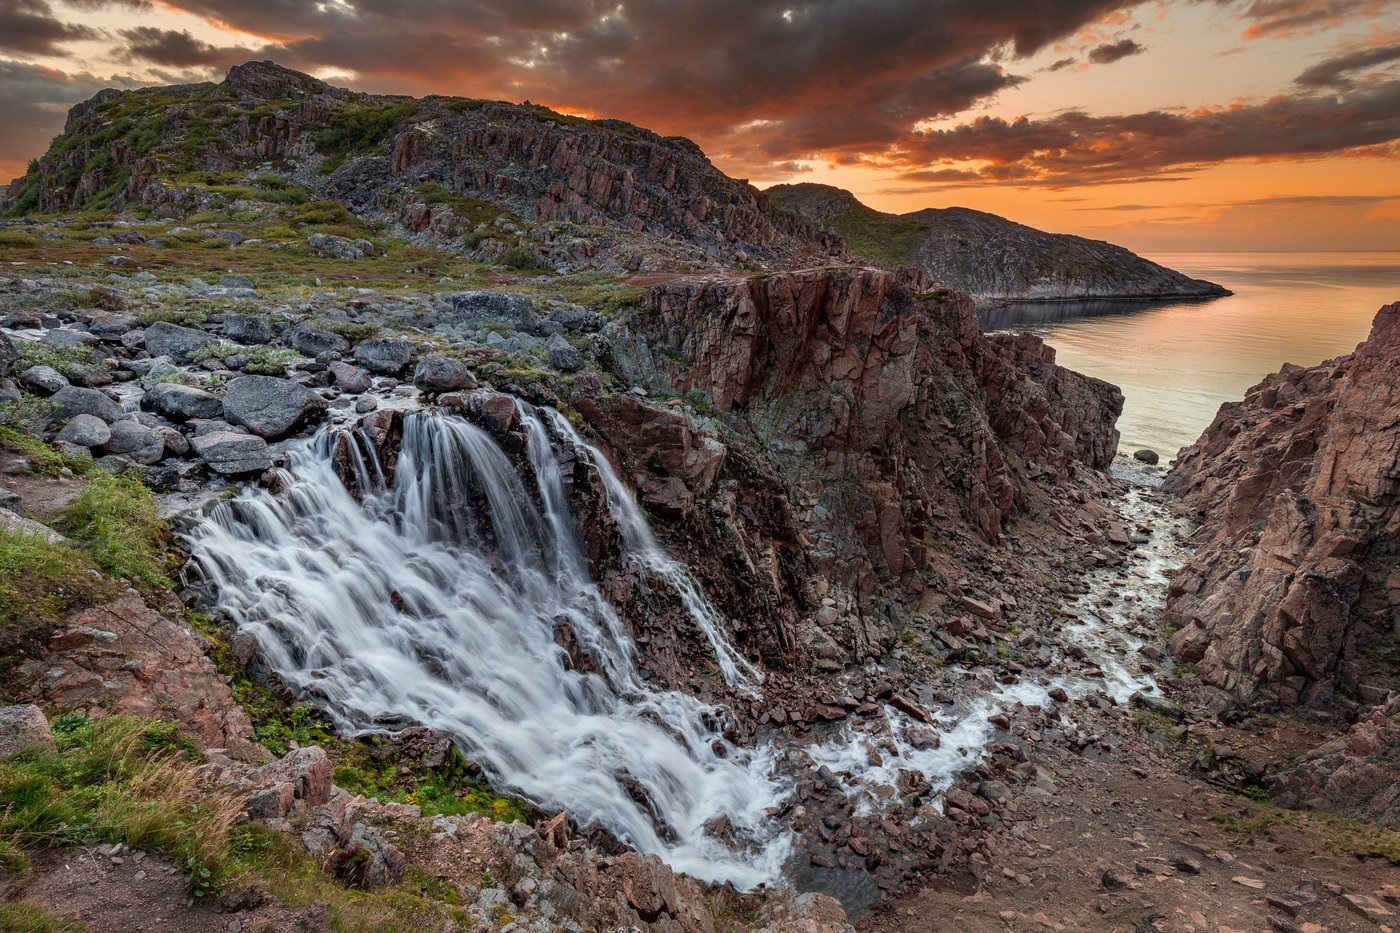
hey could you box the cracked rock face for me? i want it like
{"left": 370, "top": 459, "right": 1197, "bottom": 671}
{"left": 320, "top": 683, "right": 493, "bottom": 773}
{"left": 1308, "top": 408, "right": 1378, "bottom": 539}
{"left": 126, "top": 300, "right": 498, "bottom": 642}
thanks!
{"left": 1164, "top": 301, "right": 1400, "bottom": 708}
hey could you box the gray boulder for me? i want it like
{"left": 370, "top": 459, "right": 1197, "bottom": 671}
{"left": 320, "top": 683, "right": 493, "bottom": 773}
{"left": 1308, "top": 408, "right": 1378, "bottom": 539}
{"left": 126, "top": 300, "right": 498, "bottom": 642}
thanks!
{"left": 547, "top": 334, "right": 585, "bottom": 372}
{"left": 21, "top": 365, "right": 68, "bottom": 394}
{"left": 222, "top": 375, "right": 327, "bottom": 439}
{"left": 224, "top": 314, "right": 274, "bottom": 345}
{"left": 193, "top": 431, "right": 271, "bottom": 475}
{"left": 144, "top": 383, "right": 223, "bottom": 421}
{"left": 0, "top": 704, "right": 54, "bottom": 758}
{"left": 0, "top": 333, "right": 15, "bottom": 380}
{"left": 354, "top": 338, "right": 411, "bottom": 375}
{"left": 144, "top": 321, "right": 218, "bottom": 361}
{"left": 48, "top": 386, "right": 122, "bottom": 425}
{"left": 289, "top": 324, "right": 350, "bottom": 357}
{"left": 42, "top": 329, "right": 97, "bottom": 350}
{"left": 449, "top": 292, "right": 539, "bottom": 333}
{"left": 413, "top": 354, "right": 476, "bottom": 394}
{"left": 55, "top": 413, "right": 111, "bottom": 448}
{"left": 329, "top": 362, "right": 372, "bottom": 393}
{"left": 219, "top": 274, "right": 256, "bottom": 289}
{"left": 102, "top": 420, "right": 166, "bottom": 465}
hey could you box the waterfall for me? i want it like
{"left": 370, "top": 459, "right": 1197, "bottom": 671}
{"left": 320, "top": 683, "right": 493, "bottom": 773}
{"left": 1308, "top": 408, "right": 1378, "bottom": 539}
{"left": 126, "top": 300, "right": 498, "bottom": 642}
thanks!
{"left": 532, "top": 407, "right": 763, "bottom": 690}
{"left": 187, "top": 410, "right": 790, "bottom": 886}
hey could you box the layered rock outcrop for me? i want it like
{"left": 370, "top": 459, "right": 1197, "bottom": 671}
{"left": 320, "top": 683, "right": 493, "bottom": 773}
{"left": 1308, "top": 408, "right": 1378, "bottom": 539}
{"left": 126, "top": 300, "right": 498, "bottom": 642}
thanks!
{"left": 1164, "top": 302, "right": 1400, "bottom": 708}
{"left": 604, "top": 266, "right": 1123, "bottom": 657}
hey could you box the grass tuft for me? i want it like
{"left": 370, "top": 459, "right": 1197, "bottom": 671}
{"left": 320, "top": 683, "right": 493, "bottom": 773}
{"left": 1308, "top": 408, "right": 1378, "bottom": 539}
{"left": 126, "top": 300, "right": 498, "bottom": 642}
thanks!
{"left": 54, "top": 471, "right": 170, "bottom": 587}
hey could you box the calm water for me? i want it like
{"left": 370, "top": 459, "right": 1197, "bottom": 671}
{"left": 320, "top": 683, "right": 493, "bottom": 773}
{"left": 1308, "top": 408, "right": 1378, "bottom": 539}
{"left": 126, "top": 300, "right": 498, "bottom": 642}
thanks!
{"left": 980, "top": 252, "right": 1400, "bottom": 460}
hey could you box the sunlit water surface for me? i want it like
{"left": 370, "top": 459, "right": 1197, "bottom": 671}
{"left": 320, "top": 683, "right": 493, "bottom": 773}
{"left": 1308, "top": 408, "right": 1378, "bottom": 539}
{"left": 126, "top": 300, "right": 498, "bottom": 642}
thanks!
{"left": 979, "top": 252, "right": 1400, "bottom": 460}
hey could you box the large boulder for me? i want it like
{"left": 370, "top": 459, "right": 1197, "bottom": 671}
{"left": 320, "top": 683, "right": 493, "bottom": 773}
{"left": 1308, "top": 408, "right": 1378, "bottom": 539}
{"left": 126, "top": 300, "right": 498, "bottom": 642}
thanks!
{"left": 289, "top": 324, "right": 350, "bottom": 357}
{"left": 224, "top": 313, "right": 274, "bottom": 345}
{"left": 55, "top": 413, "right": 111, "bottom": 448}
{"left": 329, "top": 362, "right": 372, "bottom": 393}
{"left": 47, "top": 385, "right": 122, "bottom": 425}
{"left": 222, "top": 375, "right": 327, "bottom": 439}
{"left": 354, "top": 338, "right": 412, "bottom": 375}
{"left": 193, "top": 431, "right": 272, "bottom": 474}
{"left": 144, "top": 383, "right": 223, "bottom": 421}
{"left": 143, "top": 321, "right": 218, "bottom": 361}
{"left": 101, "top": 420, "right": 166, "bottom": 465}
{"left": 21, "top": 365, "right": 68, "bottom": 394}
{"left": 449, "top": 291, "right": 539, "bottom": 333}
{"left": 413, "top": 354, "right": 476, "bottom": 394}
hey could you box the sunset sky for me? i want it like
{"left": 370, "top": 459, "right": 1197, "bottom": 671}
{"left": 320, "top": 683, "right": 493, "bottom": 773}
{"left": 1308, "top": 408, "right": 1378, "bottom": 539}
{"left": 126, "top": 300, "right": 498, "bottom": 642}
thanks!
{"left": 2, "top": 0, "right": 1398, "bottom": 251}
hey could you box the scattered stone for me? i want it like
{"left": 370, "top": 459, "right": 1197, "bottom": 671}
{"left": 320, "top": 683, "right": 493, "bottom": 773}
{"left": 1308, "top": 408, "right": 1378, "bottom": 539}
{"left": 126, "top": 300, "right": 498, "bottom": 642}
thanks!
{"left": 289, "top": 324, "right": 350, "bottom": 357}
{"left": 547, "top": 333, "right": 585, "bottom": 371}
{"left": 224, "top": 313, "right": 274, "bottom": 345}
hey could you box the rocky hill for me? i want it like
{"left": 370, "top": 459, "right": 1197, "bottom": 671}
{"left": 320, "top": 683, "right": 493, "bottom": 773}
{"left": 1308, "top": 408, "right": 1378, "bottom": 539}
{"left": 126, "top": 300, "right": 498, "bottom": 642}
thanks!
{"left": 3, "top": 61, "right": 845, "bottom": 275}
{"left": 767, "top": 183, "right": 1228, "bottom": 304}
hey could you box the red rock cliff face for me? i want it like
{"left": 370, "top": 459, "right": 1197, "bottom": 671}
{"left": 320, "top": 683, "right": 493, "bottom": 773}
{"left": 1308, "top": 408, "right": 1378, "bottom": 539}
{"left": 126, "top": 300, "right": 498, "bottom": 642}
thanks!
{"left": 607, "top": 267, "right": 1122, "bottom": 608}
{"left": 1164, "top": 302, "right": 1400, "bottom": 708}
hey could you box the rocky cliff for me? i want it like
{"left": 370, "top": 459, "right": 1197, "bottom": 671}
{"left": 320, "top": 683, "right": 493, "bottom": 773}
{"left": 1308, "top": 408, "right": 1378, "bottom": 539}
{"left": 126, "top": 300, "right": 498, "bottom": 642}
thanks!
{"left": 1164, "top": 302, "right": 1400, "bottom": 710}
{"left": 767, "top": 183, "right": 1227, "bottom": 304}
{"left": 604, "top": 266, "right": 1124, "bottom": 659}
{"left": 3, "top": 62, "right": 845, "bottom": 274}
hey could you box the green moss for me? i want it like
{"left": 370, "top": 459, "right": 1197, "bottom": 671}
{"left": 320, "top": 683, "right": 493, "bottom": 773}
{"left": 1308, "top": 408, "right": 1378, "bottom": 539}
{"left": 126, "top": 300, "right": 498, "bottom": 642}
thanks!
{"left": 54, "top": 471, "right": 171, "bottom": 587}
{"left": 191, "top": 342, "right": 304, "bottom": 376}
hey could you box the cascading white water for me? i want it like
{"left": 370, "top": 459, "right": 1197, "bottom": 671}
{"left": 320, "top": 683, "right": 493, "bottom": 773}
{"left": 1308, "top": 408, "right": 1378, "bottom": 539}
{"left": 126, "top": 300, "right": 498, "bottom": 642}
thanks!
{"left": 188, "top": 409, "right": 790, "bottom": 886}
{"left": 535, "top": 407, "right": 762, "bottom": 690}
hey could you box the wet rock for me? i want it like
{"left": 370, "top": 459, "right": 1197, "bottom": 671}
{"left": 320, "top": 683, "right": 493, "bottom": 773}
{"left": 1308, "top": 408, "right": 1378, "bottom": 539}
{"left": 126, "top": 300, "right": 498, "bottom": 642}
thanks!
{"left": 143, "top": 321, "right": 218, "bottom": 361}
{"left": 55, "top": 413, "right": 111, "bottom": 448}
{"left": 222, "top": 375, "right": 327, "bottom": 439}
{"left": 1132, "top": 448, "right": 1159, "bottom": 465}
{"left": 192, "top": 431, "right": 271, "bottom": 475}
{"left": 353, "top": 338, "right": 411, "bottom": 375}
{"left": 1129, "top": 691, "right": 1184, "bottom": 723}
{"left": 143, "top": 383, "right": 223, "bottom": 421}
{"left": 0, "top": 704, "right": 55, "bottom": 758}
{"left": 413, "top": 354, "right": 476, "bottom": 394}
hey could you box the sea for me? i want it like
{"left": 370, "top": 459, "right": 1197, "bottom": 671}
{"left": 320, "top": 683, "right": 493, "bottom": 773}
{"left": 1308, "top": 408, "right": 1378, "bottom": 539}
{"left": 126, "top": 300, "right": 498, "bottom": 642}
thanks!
{"left": 978, "top": 251, "right": 1400, "bottom": 461}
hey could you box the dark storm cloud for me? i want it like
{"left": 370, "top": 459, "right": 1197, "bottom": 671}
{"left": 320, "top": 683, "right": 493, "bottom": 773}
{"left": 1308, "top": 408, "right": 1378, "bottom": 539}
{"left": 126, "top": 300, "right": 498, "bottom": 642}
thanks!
{"left": 1296, "top": 45, "right": 1400, "bottom": 89}
{"left": 119, "top": 27, "right": 267, "bottom": 69}
{"left": 884, "top": 79, "right": 1400, "bottom": 188}
{"left": 0, "top": 60, "right": 136, "bottom": 179}
{"left": 1087, "top": 39, "right": 1145, "bottom": 64}
{"left": 146, "top": 0, "right": 1155, "bottom": 172}
{"left": 0, "top": 0, "right": 98, "bottom": 55}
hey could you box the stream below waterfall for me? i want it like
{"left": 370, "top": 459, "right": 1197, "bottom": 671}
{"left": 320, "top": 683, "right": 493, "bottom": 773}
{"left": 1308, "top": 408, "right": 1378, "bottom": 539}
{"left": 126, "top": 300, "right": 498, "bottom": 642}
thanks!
{"left": 184, "top": 404, "right": 1187, "bottom": 891}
